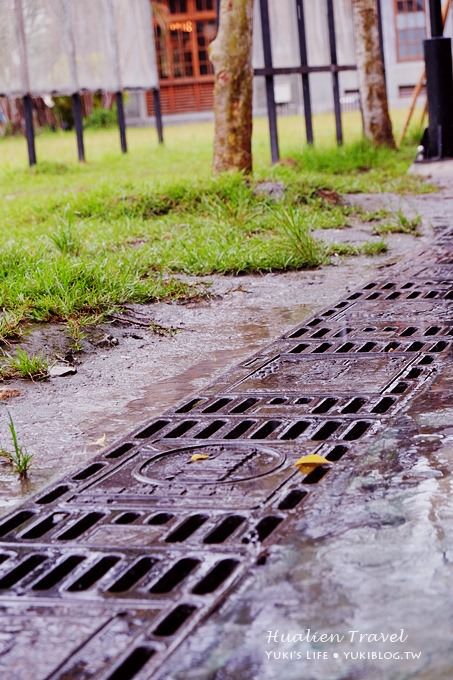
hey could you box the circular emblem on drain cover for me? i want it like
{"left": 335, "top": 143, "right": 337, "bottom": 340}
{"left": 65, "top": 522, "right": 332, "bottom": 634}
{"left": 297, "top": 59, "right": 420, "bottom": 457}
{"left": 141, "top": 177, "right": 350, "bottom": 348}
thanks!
{"left": 134, "top": 443, "right": 286, "bottom": 486}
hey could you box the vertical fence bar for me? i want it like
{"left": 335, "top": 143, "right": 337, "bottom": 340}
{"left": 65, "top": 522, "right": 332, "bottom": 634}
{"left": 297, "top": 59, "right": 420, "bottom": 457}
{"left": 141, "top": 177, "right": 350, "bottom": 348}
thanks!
{"left": 71, "top": 93, "right": 85, "bottom": 162}
{"left": 259, "top": 0, "right": 279, "bottom": 163}
{"left": 326, "top": 0, "right": 343, "bottom": 145}
{"left": 116, "top": 91, "right": 128, "bottom": 153}
{"left": 153, "top": 88, "right": 164, "bottom": 144}
{"left": 23, "top": 95, "right": 36, "bottom": 166}
{"left": 295, "top": 0, "right": 314, "bottom": 145}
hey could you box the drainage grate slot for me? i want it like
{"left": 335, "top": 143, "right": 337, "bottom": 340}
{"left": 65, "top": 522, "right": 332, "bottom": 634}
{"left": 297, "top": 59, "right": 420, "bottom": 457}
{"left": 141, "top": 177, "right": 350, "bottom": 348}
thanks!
{"left": 386, "top": 292, "right": 400, "bottom": 300}
{"left": 67, "top": 556, "right": 120, "bottom": 592}
{"left": 424, "top": 290, "right": 438, "bottom": 298}
{"left": 72, "top": 463, "right": 105, "bottom": 481}
{"left": 197, "top": 420, "right": 226, "bottom": 439}
{"left": 0, "top": 555, "right": 47, "bottom": 589}
{"left": 407, "top": 291, "right": 421, "bottom": 299}
{"left": 295, "top": 397, "right": 311, "bottom": 405}
{"left": 312, "top": 398, "right": 337, "bottom": 414}
{"left": 36, "top": 485, "right": 70, "bottom": 505}
{"left": 135, "top": 420, "right": 170, "bottom": 440}
{"left": 406, "top": 367, "right": 422, "bottom": 379}
{"left": 333, "top": 327, "right": 353, "bottom": 337}
{"left": 109, "top": 557, "right": 157, "bottom": 593}
{"left": 250, "top": 421, "right": 281, "bottom": 439}
{"left": 278, "top": 489, "right": 307, "bottom": 510}
{"left": 192, "top": 559, "right": 238, "bottom": 595}
{"left": 32, "top": 556, "right": 86, "bottom": 591}
{"left": 406, "top": 341, "right": 424, "bottom": 352}
{"left": 164, "top": 421, "right": 197, "bottom": 438}
{"left": 280, "top": 421, "right": 309, "bottom": 440}
{"left": 230, "top": 398, "right": 258, "bottom": 414}
{"left": 391, "top": 382, "right": 408, "bottom": 394}
{"left": 312, "top": 342, "right": 332, "bottom": 353}
{"left": 149, "top": 558, "right": 199, "bottom": 594}
{"left": 383, "top": 326, "right": 397, "bottom": 332}
{"left": 347, "top": 292, "right": 362, "bottom": 299}
{"left": 418, "top": 355, "right": 434, "bottom": 365}
{"left": 336, "top": 342, "right": 354, "bottom": 353}
{"left": 105, "top": 443, "right": 134, "bottom": 459}
{"left": 312, "top": 421, "right": 341, "bottom": 440}
{"left": 202, "top": 399, "right": 232, "bottom": 414}
{"left": 203, "top": 515, "right": 245, "bottom": 544}
{"left": 359, "top": 342, "right": 377, "bottom": 352}
{"left": 307, "top": 318, "right": 322, "bottom": 326}
{"left": 176, "top": 399, "right": 203, "bottom": 414}
{"left": 290, "top": 343, "right": 308, "bottom": 354}
{"left": 400, "top": 326, "right": 417, "bottom": 337}
{"left": 371, "top": 397, "right": 394, "bottom": 414}
{"left": 165, "top": 515, "right": 208, "bottom": 543}
{"left": 148, "top": 513, "right": 173, "bottom": 526}
{"left": 303, "top": 467, "right": 329, "bottom": 484}
{"left": 367, "top": 292, "right": 380, "bottom": 300}
{"left": 0, "top": 511, "right": 35, "bottom": 538}
{"left": 224, "top": 420, "right": 255, "bottom": 439}
{"left": 114, "top": 512, "right": 141, "bottom": 525}
{"left": 383, "top": 342, "right": 400, "bottom": 352}
{"left": 341, "top": 398, "right": 366, "bottom": 414}
{"left": 269, "top": 397, "right": 287, "bottom": 405}
{"left": 343, "top": 421, "right": 371, "bottom": 440}
{"left": 431, "top": 341, "right": 448, "bottom": 352}
{"left": 289, "top": 327, "right": 308, "bottom": 338}
{"left": 106, "top": 646, "right": 155, "bottom": 680}
{"left": 326, "top": 445, "right": 348, "bottom": 462}
{"left": 57, "top": 512, "right": 104, "bottom": 541}
{"left": 153, "top": 604, "right": 197, "bottom": 637}
{"left": 425, "top": 326, "right": 441, "bottom": 336}
{"left": 312, "top": 328, "right": 330, "bottom": 338}
{"left": 22, "top": 514, "right": 67, "bottom": 540}
{"left": 253, "top": 516, "right": 283, "bottom": 542}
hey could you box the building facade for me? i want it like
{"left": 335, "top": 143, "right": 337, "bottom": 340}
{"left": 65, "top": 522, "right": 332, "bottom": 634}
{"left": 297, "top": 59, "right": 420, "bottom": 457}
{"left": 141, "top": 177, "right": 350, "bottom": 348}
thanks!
{"left": 126, "top": 0, "right": 446, "bottom": 123}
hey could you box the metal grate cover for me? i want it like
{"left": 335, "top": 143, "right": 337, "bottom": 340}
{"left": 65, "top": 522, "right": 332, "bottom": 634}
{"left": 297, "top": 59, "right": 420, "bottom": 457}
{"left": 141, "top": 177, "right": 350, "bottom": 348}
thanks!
{"left": 0, "top": 230, "right": 450, "bottom": 678}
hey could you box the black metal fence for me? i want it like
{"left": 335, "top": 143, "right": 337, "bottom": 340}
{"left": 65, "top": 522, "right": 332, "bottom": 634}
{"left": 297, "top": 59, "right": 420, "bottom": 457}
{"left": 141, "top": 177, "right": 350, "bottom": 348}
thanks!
{"left": 255, "top": 0, "right": 360, "bottom": 162}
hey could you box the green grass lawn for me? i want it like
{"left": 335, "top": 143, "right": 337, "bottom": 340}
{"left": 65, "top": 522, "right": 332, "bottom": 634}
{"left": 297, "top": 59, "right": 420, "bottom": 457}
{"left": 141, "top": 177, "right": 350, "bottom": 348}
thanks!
{"left": 0, "top": 109, "right": 430, "bottom": 349}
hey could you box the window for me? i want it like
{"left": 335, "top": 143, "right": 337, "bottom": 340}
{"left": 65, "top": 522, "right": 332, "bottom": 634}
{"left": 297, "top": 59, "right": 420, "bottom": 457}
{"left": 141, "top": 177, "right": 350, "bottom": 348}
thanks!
{"left": 196, "top": 0, "right": 214, "bottom": 10}
{"left": 394, "top": 0, "right": 426, "bottom": 61}
{"left": 154, "top": 1, "right": 216, "bottom": 81}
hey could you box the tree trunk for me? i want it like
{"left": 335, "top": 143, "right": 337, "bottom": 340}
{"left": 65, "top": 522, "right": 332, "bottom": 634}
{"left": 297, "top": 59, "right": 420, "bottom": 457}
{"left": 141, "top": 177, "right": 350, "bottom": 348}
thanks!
{"left": 210, "top": 0, "right": 254, "bottom": 174}
{"left": 351, "top": 0, "right": 395, "bottom": 148}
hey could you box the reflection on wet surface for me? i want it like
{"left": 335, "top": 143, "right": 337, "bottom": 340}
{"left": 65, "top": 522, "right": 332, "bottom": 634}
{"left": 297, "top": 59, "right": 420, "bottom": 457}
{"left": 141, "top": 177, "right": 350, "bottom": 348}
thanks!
{"left": 158, "top": 367, "right": 453, "bottom": 680}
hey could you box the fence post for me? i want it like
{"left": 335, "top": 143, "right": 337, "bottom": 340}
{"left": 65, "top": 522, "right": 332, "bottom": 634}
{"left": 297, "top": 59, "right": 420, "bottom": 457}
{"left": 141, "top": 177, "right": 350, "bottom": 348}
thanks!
{"left": 259, "top": 0, "right": 280, "bottom": 163}
{"left": 71, "top": 93, "right": 85, "bottom": 162}
{"left": 23, "top": 95, "right": 36, "bottom": 167}
{"left": 116, "top": 91, "right": 128, "bottom": 153}
{"left": 326, "top": 0, "right": 343, "bottom": 145}
{"left": 295, "top": 0, "right": 314, "bottom": 145}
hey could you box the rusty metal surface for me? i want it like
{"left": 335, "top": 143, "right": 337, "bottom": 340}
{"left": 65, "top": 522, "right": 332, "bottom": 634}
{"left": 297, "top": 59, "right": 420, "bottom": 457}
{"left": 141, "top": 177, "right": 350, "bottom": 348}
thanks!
{"left": 0, "top": 234, "right": 450, "bottom": 679}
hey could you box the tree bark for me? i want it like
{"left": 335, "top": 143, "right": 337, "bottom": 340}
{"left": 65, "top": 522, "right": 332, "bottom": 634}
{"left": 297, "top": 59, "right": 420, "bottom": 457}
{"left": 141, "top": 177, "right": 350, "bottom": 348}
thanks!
{"left": 351, "top": 0, "right": 395, "bottom": 148}
{"left": 210, "top": 0, "right": 254, "bottom": 174}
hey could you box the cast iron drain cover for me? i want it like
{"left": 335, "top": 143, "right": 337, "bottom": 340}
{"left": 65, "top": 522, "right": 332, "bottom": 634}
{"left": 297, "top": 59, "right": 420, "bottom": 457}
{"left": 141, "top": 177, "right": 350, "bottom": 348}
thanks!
{"left": 0, "top": 234, "right": 451, "bottom": 678}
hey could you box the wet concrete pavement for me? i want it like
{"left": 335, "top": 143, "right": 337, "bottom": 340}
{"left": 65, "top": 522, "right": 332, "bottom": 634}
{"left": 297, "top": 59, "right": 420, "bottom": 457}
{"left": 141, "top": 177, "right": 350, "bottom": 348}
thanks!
{"left": 0, "top": 165, "right": 451, "bottom": 679}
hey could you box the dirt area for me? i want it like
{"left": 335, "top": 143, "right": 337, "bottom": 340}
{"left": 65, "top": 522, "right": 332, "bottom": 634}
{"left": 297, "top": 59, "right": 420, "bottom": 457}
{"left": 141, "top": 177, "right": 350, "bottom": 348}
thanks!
{"left": 0, "top": 180, "right": 444, "bottom": 514}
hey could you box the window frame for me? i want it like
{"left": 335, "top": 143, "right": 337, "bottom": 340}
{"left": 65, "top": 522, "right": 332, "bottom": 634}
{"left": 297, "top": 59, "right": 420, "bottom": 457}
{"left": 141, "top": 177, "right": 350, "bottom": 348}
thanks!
{"left": 394, "top": 0, "right": 427, "bottom": 62}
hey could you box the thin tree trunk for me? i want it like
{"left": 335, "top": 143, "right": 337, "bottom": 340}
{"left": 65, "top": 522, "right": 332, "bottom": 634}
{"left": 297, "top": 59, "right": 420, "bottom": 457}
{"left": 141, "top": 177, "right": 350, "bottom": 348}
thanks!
{"left": 210, "top": 0, "right": 254, "bottom": 174}
{"left": 351, "top": 0, "right": 395, "bottom": 148}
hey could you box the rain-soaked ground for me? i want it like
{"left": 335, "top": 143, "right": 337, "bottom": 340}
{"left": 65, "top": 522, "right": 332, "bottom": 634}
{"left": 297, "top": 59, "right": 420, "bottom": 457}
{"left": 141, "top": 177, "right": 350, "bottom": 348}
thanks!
{"left": 0, "top": 164, "right": 451, "bottom": 680}
{"left": 0, "top": 189, "right": 434, "bottom": 511}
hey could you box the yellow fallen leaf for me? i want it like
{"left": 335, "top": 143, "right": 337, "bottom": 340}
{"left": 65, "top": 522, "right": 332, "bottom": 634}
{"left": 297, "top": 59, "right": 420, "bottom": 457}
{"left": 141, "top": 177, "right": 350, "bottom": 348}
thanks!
{"left": 294, "top": 454, "right": 330, "bottom": 474}
{"left": 94, "top": 434, "right": 106, "bottom": 447}
{"left": 190, "top": 453, "right": 210, "bottom": 463}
